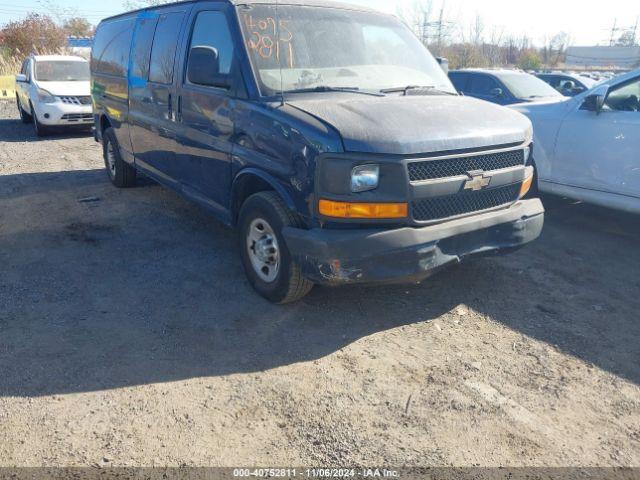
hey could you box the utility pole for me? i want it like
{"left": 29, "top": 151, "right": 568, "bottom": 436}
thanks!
{"left": 609, "top": 19, "right": 618, "bottom": 46}
{"left": 436, "top": 2, "right": 445, "bottom": 51}
{"left": 422, "top": 10, "right": 429, "bottom": 45}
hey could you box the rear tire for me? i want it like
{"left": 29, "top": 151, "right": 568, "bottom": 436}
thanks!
{"left": 17, "top": 97, "right": 32, "bottom": 124}
{"left": 103, "top": 127, "right": 137, "bottom": 188}
{"left": 239, "top": 191, "right": 314, "bottom": 304}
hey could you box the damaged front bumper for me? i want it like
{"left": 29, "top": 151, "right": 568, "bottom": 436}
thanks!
{"left": 283, "top": 198, "right": 545, "bottom": 286}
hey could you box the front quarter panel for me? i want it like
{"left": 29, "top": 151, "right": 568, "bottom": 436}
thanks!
{"left": 232, "top": 101, "right": 343, "bottom": 225}
{"left": 510, "top": 99, "right": 574, "bottom": 182}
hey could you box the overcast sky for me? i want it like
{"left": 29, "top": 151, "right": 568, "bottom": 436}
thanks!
{"left": 0, "top": 0, "right": 638, "bottom": 46}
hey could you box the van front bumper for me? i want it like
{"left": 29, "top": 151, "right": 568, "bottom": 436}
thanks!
{"left": 283, "top": 198, "right": 544, "bottom": 286}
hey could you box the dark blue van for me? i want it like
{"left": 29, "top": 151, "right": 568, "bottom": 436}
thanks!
{"left": 91, "top": 0, "right": 544, "bottom": 303}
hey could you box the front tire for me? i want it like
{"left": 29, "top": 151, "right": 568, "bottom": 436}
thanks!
{"left": 239, "top": 191, "right": 314, "bottom": 304}
{"left": 30, "top": 103, "right": 50, "bottom": 137}
{"left": 103, "top": 127, "right": 137, "bottom": 188}
{"left": 17, "top": 97, "right": 32, "bottom": 124}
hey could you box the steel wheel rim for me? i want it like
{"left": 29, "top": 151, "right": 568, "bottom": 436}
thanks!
{"left": 246, "top": 218, "right": 280, "bottom": 283}
{"left": 106, "top": 141, "right": 117, "bottom": 178}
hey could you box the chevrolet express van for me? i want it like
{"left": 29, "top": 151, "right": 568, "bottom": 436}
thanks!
{"left": 91, "top": 0, "right": 545, "bottom": 304}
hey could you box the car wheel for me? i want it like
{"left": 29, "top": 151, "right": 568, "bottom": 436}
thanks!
{"left": 17, "top": 97, "right": 32, "bottom": 124}
{"left": 30, "top": 103, "right": 50, "bottom": 137}
{"left": 103, "top": 127, "right": 137, "bottom": 188}
{"left": 239, "top": 191, "right": 314, "bottom": 304}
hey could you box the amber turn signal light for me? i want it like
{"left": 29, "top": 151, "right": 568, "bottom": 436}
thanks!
{"left": 520, "top": 173, "right": 534, "bottom": 199}
{"left": 319, "top": 200, "right": 409, "bottom": 219}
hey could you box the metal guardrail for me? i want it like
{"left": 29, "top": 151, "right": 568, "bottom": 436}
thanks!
{"left": 0, "top": 76, "right": 16, "bottom": 100}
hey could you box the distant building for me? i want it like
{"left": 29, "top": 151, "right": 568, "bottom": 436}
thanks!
{"left": 66, "top": 37, "right": 93, "bottom": 60}
{"left": 67, "top": 37, "right": 93, "bottom": 49}
{"left": 565, "top": 46, "right": 640, "bottom": 70}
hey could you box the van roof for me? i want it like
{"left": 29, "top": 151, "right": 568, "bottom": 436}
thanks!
{"left": 100, "top": 0, "right": 378, "bottom": 23}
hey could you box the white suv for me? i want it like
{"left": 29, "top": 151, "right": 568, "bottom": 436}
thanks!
{"left": 15, "top": 55, "right": 93, "bottom": 136}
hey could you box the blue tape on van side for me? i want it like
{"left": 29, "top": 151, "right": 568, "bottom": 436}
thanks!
{"left": 127, "top": 11, "right": 159, "bottom": 90}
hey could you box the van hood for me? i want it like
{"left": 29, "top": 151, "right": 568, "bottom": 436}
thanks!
{"left": 286, "top": 94, "right": 532, "bottom": 155}
{"left": 37, "top": 81, "right": 91, "bottom": 97}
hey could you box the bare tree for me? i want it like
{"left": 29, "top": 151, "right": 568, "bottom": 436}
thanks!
{"left": 123, "top": 0, "right": 171, "bottom": 9}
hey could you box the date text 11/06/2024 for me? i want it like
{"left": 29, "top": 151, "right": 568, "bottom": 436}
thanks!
{"left": 233, "top": 469, "right": 400, "bottom": 478}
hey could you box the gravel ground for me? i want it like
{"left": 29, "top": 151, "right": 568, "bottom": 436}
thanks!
{"left": 0, "top": 100, "right": 639, "bottom": 468}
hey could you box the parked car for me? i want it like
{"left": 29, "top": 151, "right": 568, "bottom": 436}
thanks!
{"left": 91, "top": 0, "right": 544, "bottom": 303}
{"left": 449, "top": 69, "right": 565, "bottom": 105}
{"left": 536, "top": 72, "right": 597, "bottom": 96}
{"left": 15, "top": 55, "right": 93, "bottom": 136}
{"left": 511, "top": 69, "right": 640, "bottom": 214}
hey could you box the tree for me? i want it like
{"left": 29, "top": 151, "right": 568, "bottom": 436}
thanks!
{"left": 123, "top": 0, "right": 171, "bottom": 8}
{"left": 63, "top": 17, "right": 94, "bottom": 38}
{"left": 0, "top": 13, "right": 67, "bottom": 56}
{"left": 616, "top": 30, "right": 638, "bottom": 47}
{"left": 518, "top": 50, "right": 542, "bottom": 71}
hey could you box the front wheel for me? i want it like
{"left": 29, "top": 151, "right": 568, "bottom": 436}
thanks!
{"left": 30, "top": 103, "right": 50, "bottom": 137}
{"left": 17, "top": 97, "right": 32, "bottom": 124}
{"left": 239, "top": 191, "right": 314, "bottom": 304}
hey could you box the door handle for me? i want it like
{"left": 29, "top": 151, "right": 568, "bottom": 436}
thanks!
{"left": 177, "top": 95, "right": 182, "bottom": 123}
{"left": 168, "top": 93, "right": 173, "bottom": 121}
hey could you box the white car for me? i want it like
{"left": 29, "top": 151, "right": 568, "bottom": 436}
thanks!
{"left": 15, "top": 55, "right": 93, "bottom": 136}
{"left": 512, "top": 69, "right": 640, "bottom": 214}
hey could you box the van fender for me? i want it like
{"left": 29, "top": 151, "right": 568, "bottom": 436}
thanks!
{"left": 231, "top": 168, "right": 297, "bottom": 220}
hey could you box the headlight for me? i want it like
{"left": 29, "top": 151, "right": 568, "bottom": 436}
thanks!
{"left": 36, "top": 88, "right": 58, "bottom": 104}
{"left": 351, "top": 164, "right": 380, "bottom": 193}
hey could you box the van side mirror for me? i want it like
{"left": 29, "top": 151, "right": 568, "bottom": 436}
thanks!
{"left": 581, "top": 85, "right": 609, "bottom": 114}
{"left": 187, "top": 46, "right": 231, "bottom": 89}
{"left": 490, "top": 87, "right": 503, "bottom": 97}
{"left": 15, "top": 74, "right": 27, "bottom": 83}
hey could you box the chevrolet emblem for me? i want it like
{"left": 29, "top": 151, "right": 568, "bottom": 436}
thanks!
{"left": 464, "top": 172, "right": 492, "bottom": 191}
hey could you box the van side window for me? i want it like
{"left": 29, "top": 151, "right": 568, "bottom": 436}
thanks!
{"left": 131, "top": 17, "right": 159, "bottom": 80}
{"left": 149, "top": 13, "right": 185, "bottom": 84}
{"left": 92, "top": 19, "right": 134, "bottom": 77}
{"left": 187, "top": 11, "right": 235, "bottom": 81}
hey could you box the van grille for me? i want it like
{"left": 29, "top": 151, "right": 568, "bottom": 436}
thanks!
{"left": 408, "top": 149, "right": 525, "bottom": 182}
{"left": 412, "top": 184, "right": 521, "bottom": 222}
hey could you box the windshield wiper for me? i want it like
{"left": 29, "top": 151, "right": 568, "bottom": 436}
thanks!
{"left": 284, "top": 86, "right": 385, "bottom": 97}
{"left": 380, "top": 85, "right": 457, "bottom": 96}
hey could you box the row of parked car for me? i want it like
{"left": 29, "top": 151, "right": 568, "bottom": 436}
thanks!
{"left": 446, "top": 67, "right": 639, "bottom": 214}
{"left": 11, "top": 0, "right": 638, "bottom": 303}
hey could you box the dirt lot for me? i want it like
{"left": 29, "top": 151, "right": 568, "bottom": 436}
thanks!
{"left": 0, "top": 99, "right": 639, "bottom": 468}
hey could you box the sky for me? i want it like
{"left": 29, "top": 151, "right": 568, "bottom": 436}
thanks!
{"left": 0, "top": 0, "right": 638, "bottom": 46}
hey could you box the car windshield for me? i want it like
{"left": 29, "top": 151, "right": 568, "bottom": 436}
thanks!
{"left": 576, "top": 75, "right": 597, "bottom": 88}
{"left": 238, "top": 5, "right": 456, "bottom": 96}
{"left": 35, "top": 61, "right": 90, "bottom": 82}
{"left": 498, "top": 73, "right": 563, "bottom": 99}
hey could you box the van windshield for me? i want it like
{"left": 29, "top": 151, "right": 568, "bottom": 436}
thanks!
{"left": 238, "top": 5, "right": 456, "bottom": 96}
{"left": 35, "top": 61, "right": 90, "bottom": 82}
